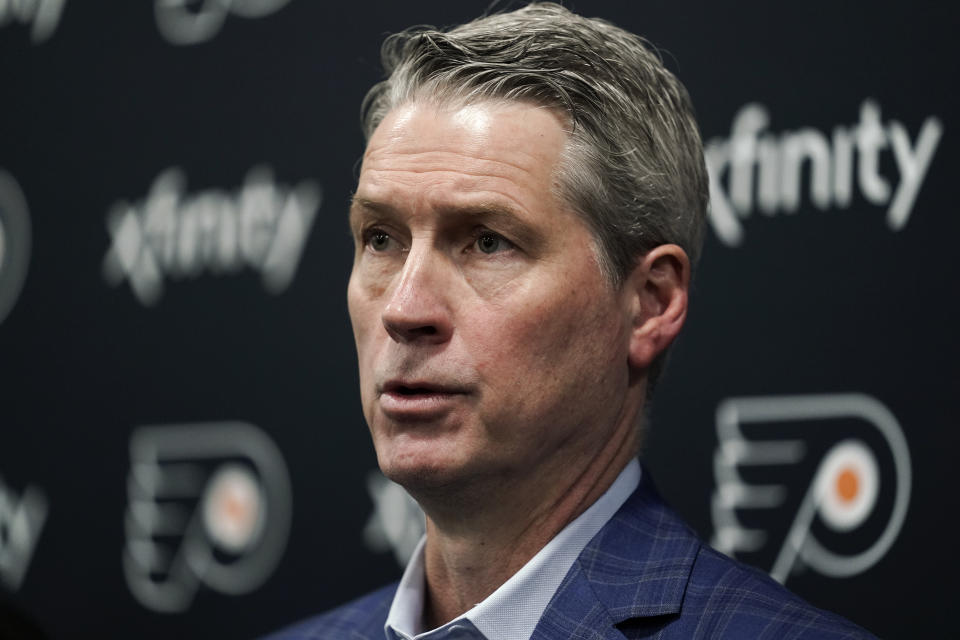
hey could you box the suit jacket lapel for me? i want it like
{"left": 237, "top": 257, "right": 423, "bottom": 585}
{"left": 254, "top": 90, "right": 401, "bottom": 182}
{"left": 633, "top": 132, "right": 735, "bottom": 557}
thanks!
{"left": 347, "top": 584, "right": 395, "bottom": 640}
{"left": 529, "top": 561, "right": 629, "bottom": 640}
{"left": 531, "top": 467, "right": 701, "bottom": 639}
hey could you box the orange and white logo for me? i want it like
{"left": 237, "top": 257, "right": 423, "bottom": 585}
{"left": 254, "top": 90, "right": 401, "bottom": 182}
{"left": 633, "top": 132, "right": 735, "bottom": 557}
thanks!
{"left": 711, "top": 393, "right": 911, "bottom": 583}
{"left": 123, "top": 422, "right": 292, "bottom": 612}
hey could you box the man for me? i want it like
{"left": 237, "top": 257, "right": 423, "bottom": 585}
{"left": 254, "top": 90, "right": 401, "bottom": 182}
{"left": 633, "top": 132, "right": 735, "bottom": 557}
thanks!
{"left": 271, "top": 3, "right": 875, "bottom": 638}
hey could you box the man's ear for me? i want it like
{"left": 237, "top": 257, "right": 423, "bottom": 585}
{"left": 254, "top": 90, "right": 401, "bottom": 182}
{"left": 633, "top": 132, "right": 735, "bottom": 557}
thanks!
{"left": 626, "top": 244, "right": 690, "bottom": 371}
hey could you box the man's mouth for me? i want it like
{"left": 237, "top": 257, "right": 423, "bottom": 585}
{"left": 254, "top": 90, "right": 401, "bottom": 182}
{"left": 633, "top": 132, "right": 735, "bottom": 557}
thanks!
{"left": 378, "top": 380, "right": 468, "bottom": 419}
{"left": 382, "top": 381, "right": 460, "bottom": 395}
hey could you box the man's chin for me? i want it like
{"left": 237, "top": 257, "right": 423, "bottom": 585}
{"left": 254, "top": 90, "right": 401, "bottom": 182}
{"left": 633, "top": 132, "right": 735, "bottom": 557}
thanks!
{"left": 376, "top": 446, "right": 482, "bottom": 498}
{"left": 380, "top": 459, "right": 463, "bottom": 493}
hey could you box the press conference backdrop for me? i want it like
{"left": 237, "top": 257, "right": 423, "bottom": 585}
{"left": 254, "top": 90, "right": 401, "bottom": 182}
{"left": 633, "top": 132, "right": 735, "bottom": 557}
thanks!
{"left": 0, "top": 1, "right": 955, "bottom": 638}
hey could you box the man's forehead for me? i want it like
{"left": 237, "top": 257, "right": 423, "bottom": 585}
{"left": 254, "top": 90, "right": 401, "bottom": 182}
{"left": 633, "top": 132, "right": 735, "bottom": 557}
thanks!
{"left": 352, "top": 101, "right": 575, "bottom": 231}
{"left": 363, "top": 100, "right": 570, "bottom": 165}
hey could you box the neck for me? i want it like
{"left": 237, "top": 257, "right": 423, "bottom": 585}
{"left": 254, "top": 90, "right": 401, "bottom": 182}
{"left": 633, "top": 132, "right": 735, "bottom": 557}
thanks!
{"left": 417, "top": 401, "right": 642, "bottom": 630}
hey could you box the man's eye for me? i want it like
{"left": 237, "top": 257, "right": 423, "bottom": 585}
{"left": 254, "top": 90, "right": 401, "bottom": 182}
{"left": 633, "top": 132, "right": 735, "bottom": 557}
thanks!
{"left": 475, "top": 232, "right": 511, "bottom": 254}
{"left": 367, "top": 231, "right": 392, "bottom": 252}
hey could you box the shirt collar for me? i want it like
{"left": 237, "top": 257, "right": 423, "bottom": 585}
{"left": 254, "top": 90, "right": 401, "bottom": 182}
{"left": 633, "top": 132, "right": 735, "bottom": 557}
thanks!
{"left": 384, "top": 459, "right": 641, "bottom": 640}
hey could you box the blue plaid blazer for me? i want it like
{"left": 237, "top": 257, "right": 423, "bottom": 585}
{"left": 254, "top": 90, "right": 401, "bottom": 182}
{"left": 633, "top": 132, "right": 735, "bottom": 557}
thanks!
{"left": 268, "top": 471, "right": 876, "bottom": 639}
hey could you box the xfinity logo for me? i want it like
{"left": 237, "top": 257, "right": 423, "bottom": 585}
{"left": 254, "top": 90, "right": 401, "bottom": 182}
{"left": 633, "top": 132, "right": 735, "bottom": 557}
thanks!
{"left": 155, "top": 0, "right": 292, "bottom": 45}
{"left": 0, "top": 0, "right": 65, "bottom": 43}
{"left": 0, "top": 169, "right": 31, "bottom": 326}
{"left": 0, "top": 0, "right": 291, "bottom": 45}
{"left": 102, "top": 166, "right": 320, "bottom": 306}
{"left": 706, "top": 100, "right": 944, "bottom": 246}
{"left": 0, "top": 473, "right": 48, "bottom": 591}
{"left": 123, "top": 421, "right": 292, "bottom": 612}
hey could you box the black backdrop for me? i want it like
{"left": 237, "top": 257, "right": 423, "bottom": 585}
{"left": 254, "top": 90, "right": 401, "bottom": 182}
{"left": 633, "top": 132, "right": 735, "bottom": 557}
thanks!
{"left": 1, "top": 1, "right": 957, "bottom": 638}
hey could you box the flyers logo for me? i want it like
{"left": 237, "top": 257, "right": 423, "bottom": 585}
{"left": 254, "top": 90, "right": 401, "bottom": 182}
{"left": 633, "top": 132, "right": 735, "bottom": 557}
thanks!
{"left": 0, "top": 473, "right": 48, "bottom": 591}
{"left": 0, "top": 169, "right": 31, "bottom": 326}
{"left": 123, "top": 422, "right": 292, "bottom": 612}
{"left": 711, "top": 394, "right": 911, "bottom": 583}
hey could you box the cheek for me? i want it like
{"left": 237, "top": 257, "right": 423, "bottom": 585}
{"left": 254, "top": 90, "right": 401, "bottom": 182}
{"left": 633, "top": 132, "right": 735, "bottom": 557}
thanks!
{"left": 347, "top": 281, "right": 380, "bottom": 388}
{"left": 471, "top": 283, "right": 621, "bottom": 396}
{"left": 348, "top": 272, "right": 381, "bottom": 340}
{"left": 468, "top": 300, "right": 543, "bottom": 373}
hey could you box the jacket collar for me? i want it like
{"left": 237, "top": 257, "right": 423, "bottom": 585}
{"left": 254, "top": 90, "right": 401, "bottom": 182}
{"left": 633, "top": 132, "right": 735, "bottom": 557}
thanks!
{"left": 350, "top": 468, "right": 701, "bottom": 640}
{"left": 343, "top": 583, "right": 397, "bottom": 640}
{"left": 531, "top": 468, "right": 701, "bottom": 638}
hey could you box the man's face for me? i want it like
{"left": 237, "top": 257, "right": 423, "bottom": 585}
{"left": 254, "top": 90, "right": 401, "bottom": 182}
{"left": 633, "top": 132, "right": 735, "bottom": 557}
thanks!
{"left": 348, "top": 100, "right": 635, "bottom": 494}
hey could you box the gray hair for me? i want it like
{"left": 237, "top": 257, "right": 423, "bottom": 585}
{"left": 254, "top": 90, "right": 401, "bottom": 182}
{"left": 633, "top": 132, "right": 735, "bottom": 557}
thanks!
{"left": 361, "top": 2, "right": 708, "bottom": 392}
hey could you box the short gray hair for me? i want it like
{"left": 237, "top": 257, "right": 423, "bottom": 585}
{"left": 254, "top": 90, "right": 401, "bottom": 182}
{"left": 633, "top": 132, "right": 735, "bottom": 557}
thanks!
{"left": 361, "top": 2, "right": 708, "bottom": 394}
{"left": 361, "top": 2, "right": 708, "bottom": 284}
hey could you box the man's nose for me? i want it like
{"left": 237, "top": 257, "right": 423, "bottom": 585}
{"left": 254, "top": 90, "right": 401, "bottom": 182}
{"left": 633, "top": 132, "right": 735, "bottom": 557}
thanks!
{"left": 381, "top": 246, "right": 453, "bottom": 345}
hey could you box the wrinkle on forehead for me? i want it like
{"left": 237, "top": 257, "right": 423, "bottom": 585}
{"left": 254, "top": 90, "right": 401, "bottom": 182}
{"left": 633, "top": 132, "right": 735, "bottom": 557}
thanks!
{"left": 358, "top": 101, "right": 573, "bottom": 226}
{"left": 367, "top": 100, "right": 569, "bottom": 168}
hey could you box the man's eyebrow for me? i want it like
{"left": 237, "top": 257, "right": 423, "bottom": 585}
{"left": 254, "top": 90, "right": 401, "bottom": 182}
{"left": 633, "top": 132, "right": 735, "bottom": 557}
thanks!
{"left": 351, "top": 197, "right": 521, "bottom": 217}
{"left": 350, "top": 196, "right": 395, "bottom": 219}
{"left": 349, "top": 197, "right": 546, "bottom": 251}
{"left": 348, "top": 197, "right": 400, "bottom": 236}
{"left": 452, "top": 202, "right": 547, "bottom": 249}
{"left": 437, "top": 201, "right": 520, "bottom": 220}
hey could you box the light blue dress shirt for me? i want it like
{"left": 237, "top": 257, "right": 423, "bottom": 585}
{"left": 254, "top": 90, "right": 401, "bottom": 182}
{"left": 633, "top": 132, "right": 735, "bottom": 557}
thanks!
{"left": 384, "top": 459, "right": 641, "bottom": 640}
